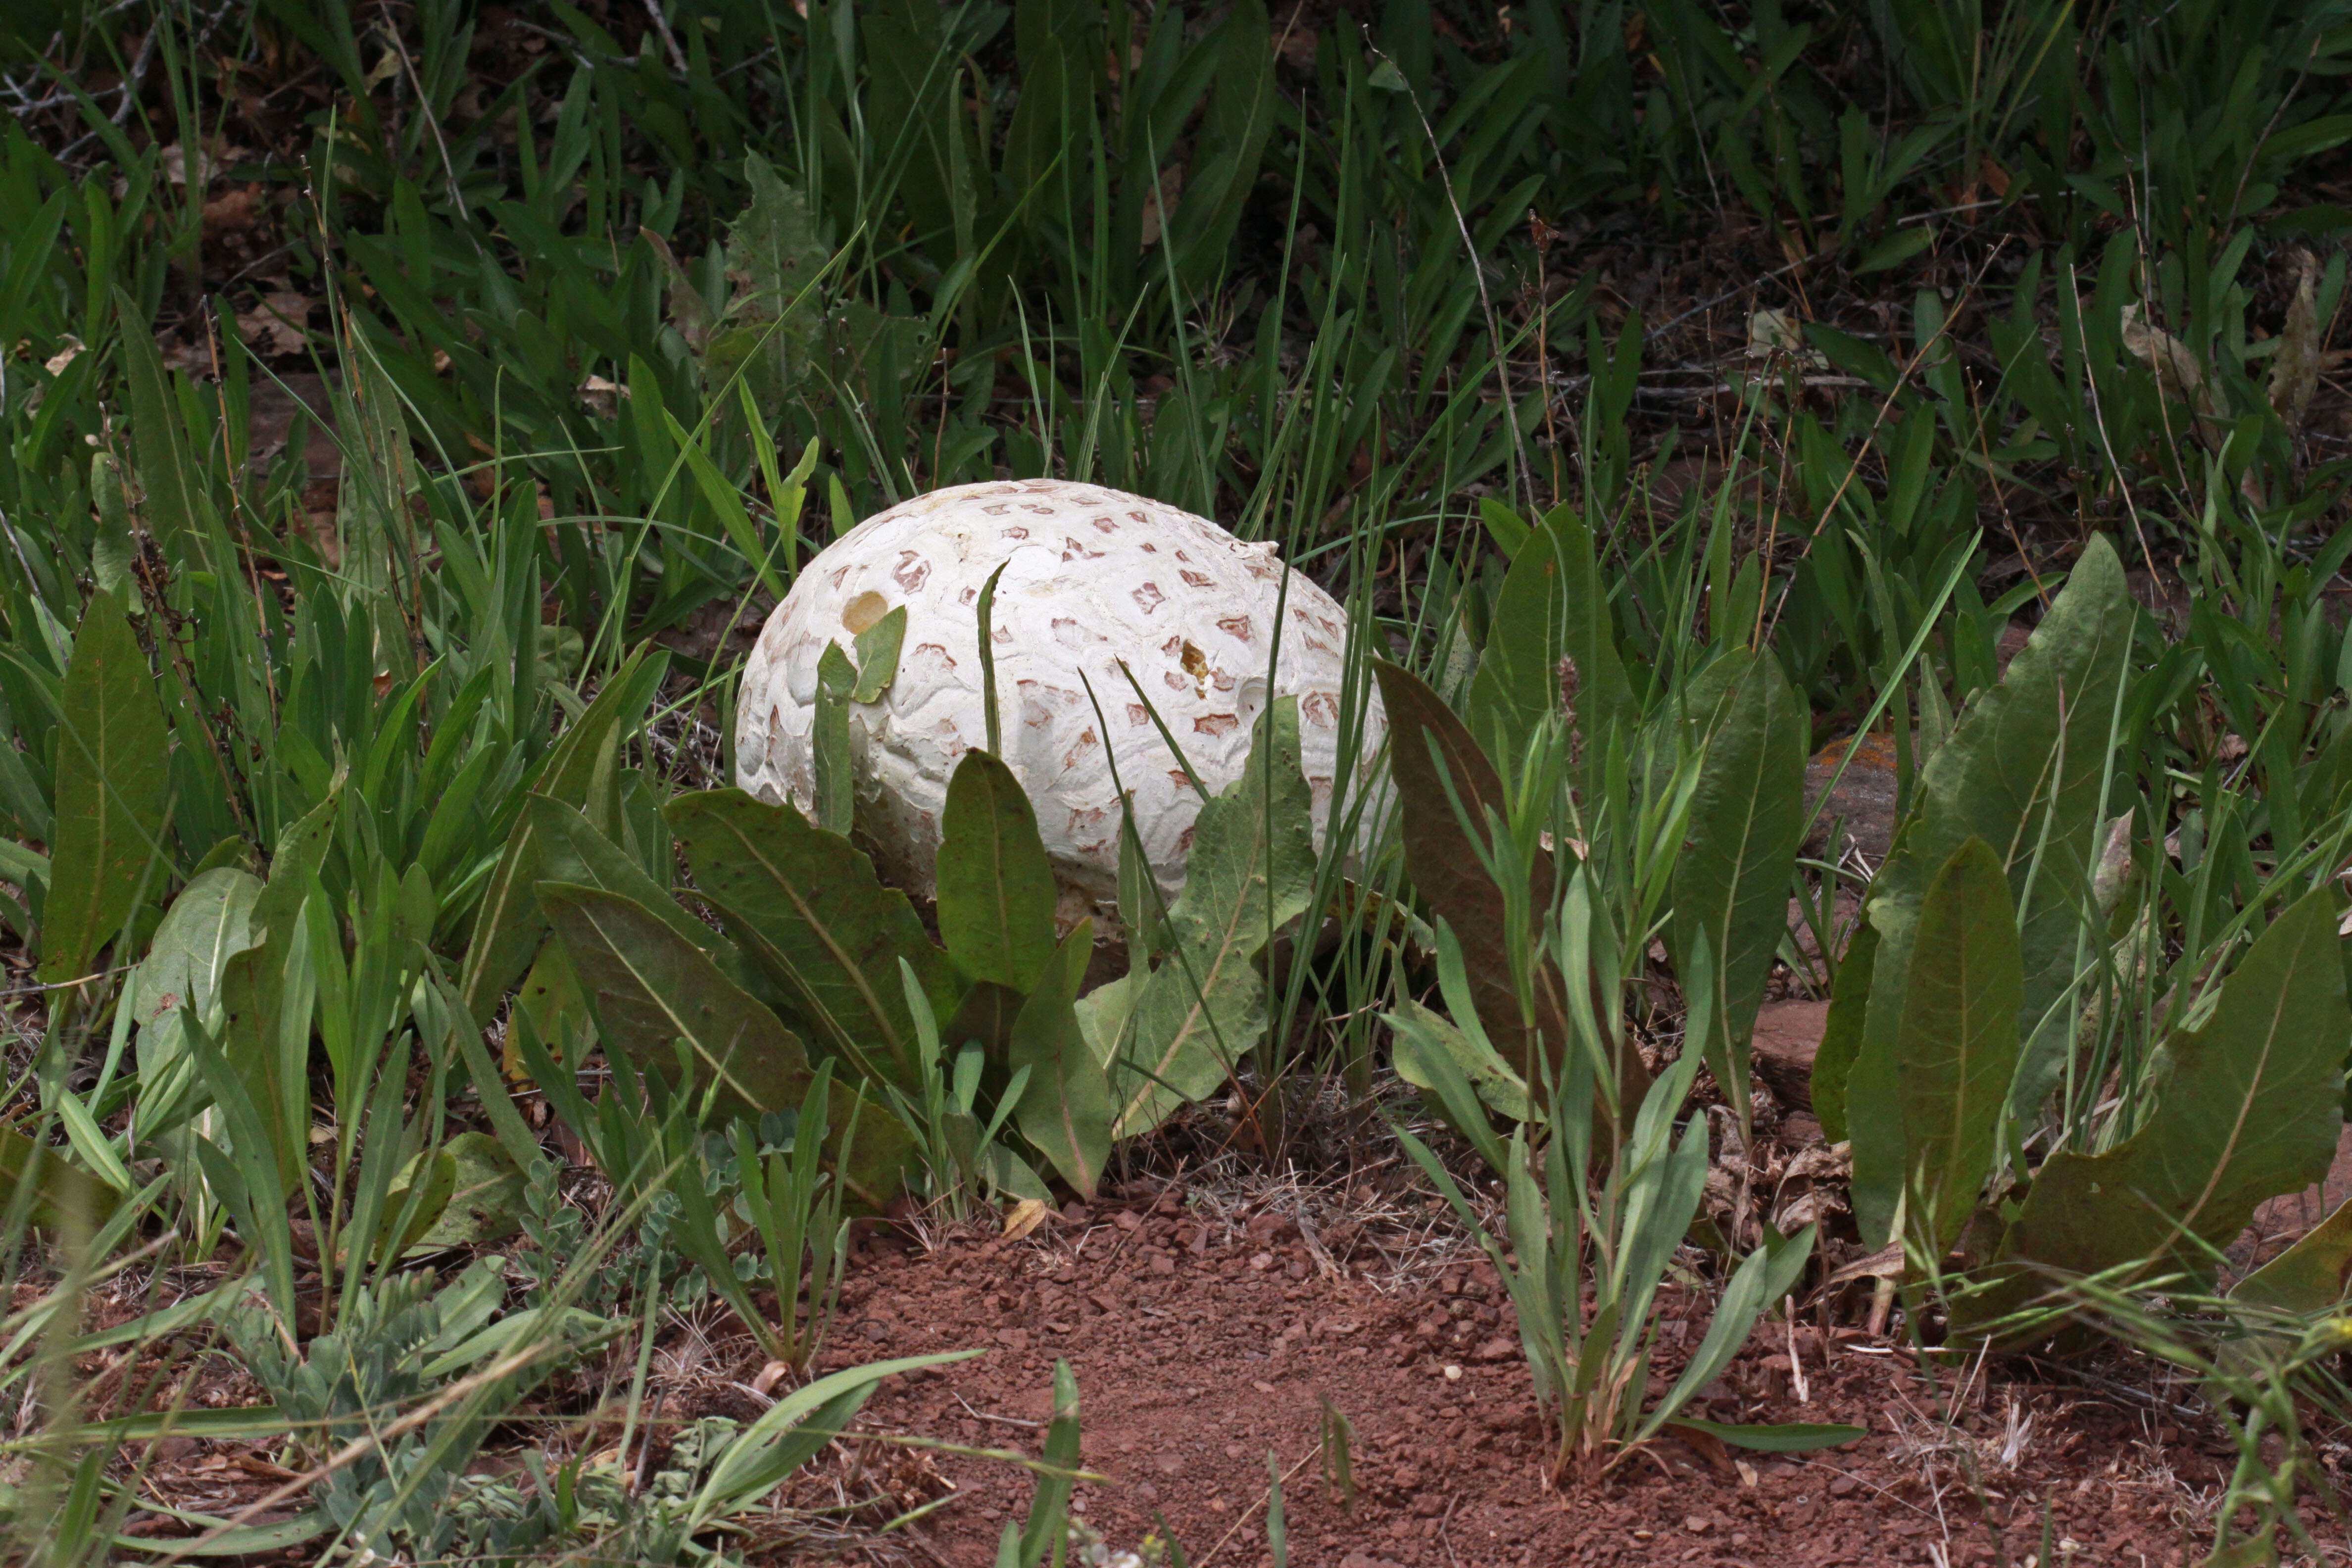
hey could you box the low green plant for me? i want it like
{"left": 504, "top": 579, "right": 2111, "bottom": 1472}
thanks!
{"left": 1399, "top": 915, "right": 1855, "bottom": 1480}
{"left": 732, "top": 1061, "right": 854, "bottom": 1371}
{"left": 1799, "top": 537, "right": 2352, "bottom": 1343}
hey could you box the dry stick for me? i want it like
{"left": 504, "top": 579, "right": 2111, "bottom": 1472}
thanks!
{"left": 1761, "top": 240, "right": 2012, "bottom": 643}
{"left": 1365, "top": 39, "right": 1536, "bottom": 519}
{"left": 146, "top": 1341, "right": 559, "bottom": 1566}
{"left": 640, "top": 0, "right": 691, "bottom": 75}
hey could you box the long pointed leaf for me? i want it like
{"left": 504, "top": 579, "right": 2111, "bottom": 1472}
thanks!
{"left": 39, "top": 590, "right": 170, "bottom": 985}
{"left": 667, "top": 788, "right": 959, "bottom": 1094}
{"left": 937, "top": 750, "right": 1060, "bottom": 993}
{"left": 539, "top": 882, "right": 810, "bottom": 1120}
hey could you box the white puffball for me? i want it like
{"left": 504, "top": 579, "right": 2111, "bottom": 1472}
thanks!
{"left": 735, "top": 478, "right": 1383, "bottom": 918}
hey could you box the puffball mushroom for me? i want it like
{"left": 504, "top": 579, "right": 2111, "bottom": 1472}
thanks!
{"left": 736, "top": 478, "right": 1384, "bottom": 928}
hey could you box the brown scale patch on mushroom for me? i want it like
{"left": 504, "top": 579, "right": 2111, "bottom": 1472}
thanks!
{"left": 1302, "top": 691, "right": 1339, "bottom": 727}
{"left": 1162, "top": 671, "right": 1189, "bottom": 692}
{"left": 991, "top": 625, "right": 1013, "bottom": 643}
{"left": 1051, "top": 617, "right": 1088, "bottom": 646}
{"left": 1092, "top": 516, "right": 1118, "bottom": 533}
{"left": 1127, "top": 704, "right": 1151, "bottom": 727}
{"left": 1140, "top": 541, "right": 1158, "bottom": 553}
{"left": 1002, "top": 526, "right": 1029, "bottom": 539}
{"left": 1242, "top": 557, "right": 1278, "bottom": 580}
{"left": 841, "top": 591, "right": 889, "bottom": 635}
{"left": 1193, "top": 713, "right": 1240, "bottom": 737}
{"left": 1061, "top": 730, "right": 1099, "bottom": 769}
{"left": 1166, "top": 769, "right": 1191, "bottom": 788}
{"left": 959, "top": 587, "right": 978, "bottom": 605}
{"left": 1020, "top": 503, "right": 1055, "bottom": 515}
{"left": 982, "top": 503, "right": 1012, "bottom": 516}
{"left": 1210, "top": 670, "right": 1237, "bottom": 692}
{"left": 828, "top": 564, "right": 854, "bottom": 588}
{"left": 1180, "top": 570, "right": 1215, "bottom": 589}
{"left": 1061, "top": 536, "right": 1103, "bottom": 561}
{"left": 1068, "top": 804, "right": 1109, "bottom": 834}
{"left": 1132, "top": 582, "right": 1166, "bottom": 614}
{"left": 1175, "top": 825, "right": 1196, "bottom": 854}
{"left": 1215, "top": 613, "right": 1251, "bottom": 641}
{"left": 892, "top": 551, "right": 931, "bottom": 592}
{"left": 909, "top": 642, "right": 958, "bottom": 675}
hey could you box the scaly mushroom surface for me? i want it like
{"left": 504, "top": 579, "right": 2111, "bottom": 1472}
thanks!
{"left": 737, "top": 478, "right": 1383, "bottom": 925}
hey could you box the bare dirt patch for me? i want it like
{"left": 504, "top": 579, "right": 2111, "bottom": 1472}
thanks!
{"left": 806, "top": 1181, "right": 2315, "bottom": 1568}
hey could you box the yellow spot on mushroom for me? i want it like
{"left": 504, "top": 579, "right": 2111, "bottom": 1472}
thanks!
{"left": 841, "top": 590, "right": 888, "bottom": 634}
{"left": 1180, "top": 639, "right": 1209, "bottom": 696}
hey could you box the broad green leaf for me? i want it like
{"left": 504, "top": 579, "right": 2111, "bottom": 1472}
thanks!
{"left": 410, "top": 1131, "right": 527, "bottom": 1250}
{"left": 1849, "top": 537, "right": 2132, "bottom": 1241}
{"left": 1665, "top": 1418, "right": 1867, "bottom": 1452}
{"left": 1464, "top": 501, "right": 1635, "bottom": 776}
{"left": 1073, "top": 966, "right": 1144, "bottom": 1065}
{"left": 39, "top": 590, "right": 170, "bottom": 986}
{"left": 937, "top": 750, "right": 1060, "bottom": 993}
{"left": 1667, "top": 650, "right": 1809, "bottom": 1104}
{"left": 1809, "top": 918, "right": 1876, "bottom": 1144}
{"left": 1879, "top": 838, "right": 2023, "bottom": 1267}
{"left": 1954, "top": 889, "right": 2349, "bottom": 1337}
{"left": 666, "top": 788, "right": 959, "bottom": 1095}
{"left": 1010, "top": 922, "right": 1113, "bottom": 1197}
{"left": 511, "top": 790, "right": 746, "bottom": 1076}
{"left": 130, "top": 867, "right": 263, "bottom": 1077}
{"left": 460, "top": 644, "right": 669, "bottom": 1022}
{"left": 526, "top": 793, "right": 706, "bottom": 949}
{"left": 1477, "top": 495, "right": 1532, "bottom": 556}
{"left": 2231, "top": 1195, "right": 2352, "bottom": 1316}
{"left": 514, "top": 934, "right": 593, "bottom": 1071}
{"left": 1110, "top": 700, "right": 1315, "bottom": 1137}
{"left": 539, "top": 882, "right": 812, "bottom": 1121}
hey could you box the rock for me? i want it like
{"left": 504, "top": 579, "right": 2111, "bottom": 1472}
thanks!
{"left": 1804, "top": 732, "right": 1903, "bottom": 865}
{"left": 1750, "top": 999, "right": 1830, "bottom": 1112}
